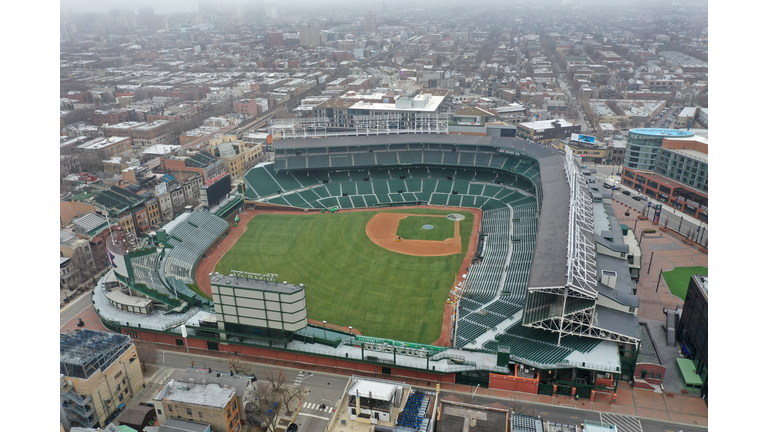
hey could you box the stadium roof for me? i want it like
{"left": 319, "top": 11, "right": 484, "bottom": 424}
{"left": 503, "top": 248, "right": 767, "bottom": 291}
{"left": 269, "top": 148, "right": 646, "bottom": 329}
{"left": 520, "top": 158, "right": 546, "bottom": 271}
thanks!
{"left": 528, "top": 146, "right": 569, "bottom": 289}
{"left": 593, "top": 305, "right": 640, "bottom": 340}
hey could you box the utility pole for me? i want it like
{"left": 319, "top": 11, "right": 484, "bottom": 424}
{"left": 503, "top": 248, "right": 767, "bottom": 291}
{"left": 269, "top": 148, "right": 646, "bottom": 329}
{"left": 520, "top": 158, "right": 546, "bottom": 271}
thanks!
{"left": 656, "top": 268, "right": 663, "bottom": 292}
{"left": 647, "top": 251, "right": 654, "bottom": 274}
{"left": 181, "top": 325, "right": 193, "bottom": 367}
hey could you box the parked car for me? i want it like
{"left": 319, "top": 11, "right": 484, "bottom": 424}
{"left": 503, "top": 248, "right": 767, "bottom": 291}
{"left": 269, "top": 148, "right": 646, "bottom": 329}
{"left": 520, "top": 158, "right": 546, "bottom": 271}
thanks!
{"left": 622, "top": 190, "right": 631, "bottom": 196}
{"left": 632, "top": 196, "right": 642, "bottom": 201}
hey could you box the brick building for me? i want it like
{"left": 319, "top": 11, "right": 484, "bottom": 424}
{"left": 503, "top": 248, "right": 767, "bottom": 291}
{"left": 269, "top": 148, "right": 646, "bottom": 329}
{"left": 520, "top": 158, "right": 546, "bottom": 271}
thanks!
{"left": 233, "top": 99, "right": 261, "bottom": 117}
{"left": 77, "top": 136, "right": 132, "bottom": 158}
{"left": 153, "top": 381, "right": 240, "bottom": 432}
{"left": 131, "top": 120, "right": 176, "bottom": 148}
{"left": 92, "top": 109, "right": 135, "bottom": 126}
{"left": 60, "top": 330, "right": 144, "bottom": 429}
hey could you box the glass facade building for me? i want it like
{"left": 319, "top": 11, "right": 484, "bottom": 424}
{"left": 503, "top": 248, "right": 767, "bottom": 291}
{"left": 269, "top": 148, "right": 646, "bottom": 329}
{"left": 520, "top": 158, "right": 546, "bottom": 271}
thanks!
{"left": 623, "top": 129, "right": 694, "bottom": 171}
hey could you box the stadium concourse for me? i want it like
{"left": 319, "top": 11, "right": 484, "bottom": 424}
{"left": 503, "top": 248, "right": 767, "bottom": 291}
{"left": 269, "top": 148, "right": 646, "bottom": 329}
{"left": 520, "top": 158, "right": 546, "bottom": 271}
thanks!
{"left": 87, "top": 134, "right": 645, "bottom": 400}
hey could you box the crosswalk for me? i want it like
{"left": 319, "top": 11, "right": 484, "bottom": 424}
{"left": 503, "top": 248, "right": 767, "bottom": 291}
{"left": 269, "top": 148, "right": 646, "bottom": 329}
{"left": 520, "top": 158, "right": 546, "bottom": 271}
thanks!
{"left": 600, "top": 413, "right": 643, "bottom": 432}
{"left": 302, "top": 402, "right": 334, "bottom": 413}
{"left": 294, "top": 371, "right": 311, "bottom": 386}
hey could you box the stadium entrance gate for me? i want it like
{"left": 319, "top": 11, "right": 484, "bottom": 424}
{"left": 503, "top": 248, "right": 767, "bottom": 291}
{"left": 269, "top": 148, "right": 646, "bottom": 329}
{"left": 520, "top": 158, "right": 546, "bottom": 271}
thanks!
{"left": 537, "top": 383, "right": 553, "bottom": 396}
{"left": 555, "top": 384, "right": 572, "bottom": 396}
{"left": 574, "top": 383, "right": 592, "bottom": 399}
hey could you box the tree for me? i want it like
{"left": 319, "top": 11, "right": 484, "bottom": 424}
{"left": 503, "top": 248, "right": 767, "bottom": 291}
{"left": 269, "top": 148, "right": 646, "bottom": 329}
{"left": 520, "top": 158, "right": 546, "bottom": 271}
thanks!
{"left": 228, "top": 354, "right": 252, "bottom": 375}
{"left": 135, "top": 341, "right": 159, "bottom": 373}
{"left": 250, "top": 369, "right": 303, "bottom": 432}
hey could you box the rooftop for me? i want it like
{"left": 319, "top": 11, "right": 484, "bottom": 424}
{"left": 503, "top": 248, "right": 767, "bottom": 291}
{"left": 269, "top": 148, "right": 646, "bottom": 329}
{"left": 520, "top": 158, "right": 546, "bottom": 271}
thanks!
{"left": 153, "top": 380, "right": 236, "bottom": 408}
{"left": 629, "top": 128, "right": 694, "bottom": 138}
{"left": 518, "top": 119, "right": 575, "bottom": 131}
{"left": 437, "top": 401, "right": 509, "bottom": 432}
{"left": 60, "top": 329, "right": 133, "bottom": 379}
{"left": 347, "top": 377, "right": 399, "bottom": 401}
{"left": 77, "top": 136, "right": 130, "bottom": 151}
{"left": 209, "top": 274, "right": 305, "bottom": 295}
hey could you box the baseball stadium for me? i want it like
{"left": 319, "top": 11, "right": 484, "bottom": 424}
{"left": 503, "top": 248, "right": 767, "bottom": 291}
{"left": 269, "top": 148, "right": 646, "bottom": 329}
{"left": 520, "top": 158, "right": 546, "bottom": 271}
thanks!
{"left": 92, "top": 134, "right": 642, "bottom": 401}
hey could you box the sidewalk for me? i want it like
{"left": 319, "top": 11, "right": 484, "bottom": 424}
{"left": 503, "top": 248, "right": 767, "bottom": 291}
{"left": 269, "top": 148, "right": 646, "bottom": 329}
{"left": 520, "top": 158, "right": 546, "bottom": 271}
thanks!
{"left": 133, "top": 342, "right": 708, "bottom": 428}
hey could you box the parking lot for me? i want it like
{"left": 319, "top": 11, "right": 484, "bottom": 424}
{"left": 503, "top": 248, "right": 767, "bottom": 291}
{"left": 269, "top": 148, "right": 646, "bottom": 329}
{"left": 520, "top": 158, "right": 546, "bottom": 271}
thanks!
{"left": 649, "top": 105, "right": 683, "bottom": 127}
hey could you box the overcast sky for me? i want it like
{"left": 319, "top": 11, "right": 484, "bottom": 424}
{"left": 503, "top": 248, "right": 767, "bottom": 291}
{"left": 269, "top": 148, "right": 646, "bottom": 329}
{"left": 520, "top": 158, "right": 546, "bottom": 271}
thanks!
{"left": 60, "top": 0, "right": 688, "bottom": 16}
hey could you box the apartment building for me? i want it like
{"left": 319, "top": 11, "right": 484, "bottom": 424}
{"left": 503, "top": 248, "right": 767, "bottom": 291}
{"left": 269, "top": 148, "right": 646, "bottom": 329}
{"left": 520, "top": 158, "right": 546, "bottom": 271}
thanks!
{"left": 60, "top": 330, "right": 144, "bottom": 429}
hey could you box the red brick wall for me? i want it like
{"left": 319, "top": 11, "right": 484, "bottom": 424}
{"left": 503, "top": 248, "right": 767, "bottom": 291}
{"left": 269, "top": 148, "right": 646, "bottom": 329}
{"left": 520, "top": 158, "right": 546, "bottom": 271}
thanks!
{"left": 634, "top": 363, "right": 666, "bottom": 386}
{"left": 488, "top": 368, "right": 539, "bottom": 394}
{"left": 129, "top": 330, "right": 456, "bottom": 383}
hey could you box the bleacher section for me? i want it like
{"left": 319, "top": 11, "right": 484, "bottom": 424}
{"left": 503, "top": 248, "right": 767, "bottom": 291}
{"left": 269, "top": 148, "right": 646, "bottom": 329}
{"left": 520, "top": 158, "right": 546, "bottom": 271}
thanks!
{"left": 454, "top": 200, "right": 538, "bottom": 349}
{"left": 395, "top": 391, "right": 431, "bottom": 432}
{"left": 164, "top": 211, "right": 229, "bottom": 284}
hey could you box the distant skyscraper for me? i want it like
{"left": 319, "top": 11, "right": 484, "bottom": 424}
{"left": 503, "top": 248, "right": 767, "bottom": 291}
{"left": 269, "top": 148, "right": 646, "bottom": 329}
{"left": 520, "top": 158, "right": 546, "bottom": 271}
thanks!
{"left": 364, "top": 12, "right": 377, "bottom": 32}
{"left": 299, "top": 25, "right": 321, "bottom": 46}
{"left": 374, "top": 1, "right": 387, "bottom": 14}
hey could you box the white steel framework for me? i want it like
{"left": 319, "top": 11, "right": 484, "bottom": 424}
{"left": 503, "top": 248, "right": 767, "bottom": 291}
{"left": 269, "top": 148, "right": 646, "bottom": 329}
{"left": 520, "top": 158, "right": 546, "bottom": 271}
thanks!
{"left": 268, "top": 113, "right": 451, "bottom": 139}
{"left": 522, "top": 149, "right": 638, "bottom": 346}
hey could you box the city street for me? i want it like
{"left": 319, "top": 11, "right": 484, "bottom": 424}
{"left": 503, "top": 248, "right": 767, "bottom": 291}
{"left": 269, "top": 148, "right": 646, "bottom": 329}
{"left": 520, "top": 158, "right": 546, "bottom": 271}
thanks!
{"left": 143, "top": 350, "right": 349, "bottom": 432}
{"left": 60, "top": 291, "right": 93, "bottom": 329}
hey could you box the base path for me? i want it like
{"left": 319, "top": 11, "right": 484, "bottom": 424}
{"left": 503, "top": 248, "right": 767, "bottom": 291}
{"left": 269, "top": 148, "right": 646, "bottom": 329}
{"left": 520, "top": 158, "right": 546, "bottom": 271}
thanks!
{"left": 366, "top": 213, "right": 461, "bottom": 256}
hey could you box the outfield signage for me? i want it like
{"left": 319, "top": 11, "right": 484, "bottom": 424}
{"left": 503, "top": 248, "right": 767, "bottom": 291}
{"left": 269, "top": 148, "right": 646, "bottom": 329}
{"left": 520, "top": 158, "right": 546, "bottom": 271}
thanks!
{"left": 356, "top": 336, "right": 445, "bottom": 358}
{"left": 206, "top": 171, "right": 229, "bottom": 187}
{"left": 231, "top": 270, "right": 279, "bottom": 282}
{"left": 363, "top": 342, "right": 428, "bottom": 358}
{"left": 498, "top": 148, "right": 521, "bottom": 157}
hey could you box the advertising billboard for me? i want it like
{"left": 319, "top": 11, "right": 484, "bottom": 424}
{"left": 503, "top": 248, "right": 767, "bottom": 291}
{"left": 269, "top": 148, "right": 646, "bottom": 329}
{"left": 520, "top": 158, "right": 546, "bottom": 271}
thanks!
{"left": 571, "top": 133, "right": 596, "bottom": 144}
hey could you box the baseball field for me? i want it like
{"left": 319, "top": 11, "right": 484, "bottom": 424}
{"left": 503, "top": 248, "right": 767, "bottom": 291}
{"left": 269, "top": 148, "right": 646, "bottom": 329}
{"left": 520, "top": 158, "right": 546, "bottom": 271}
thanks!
{"left": 214, "top": 207, "right": 475, "bottom": 344}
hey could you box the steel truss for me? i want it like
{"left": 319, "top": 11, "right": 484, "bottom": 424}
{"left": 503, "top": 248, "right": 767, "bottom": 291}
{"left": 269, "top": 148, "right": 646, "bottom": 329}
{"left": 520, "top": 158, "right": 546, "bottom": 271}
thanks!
{"left": 527, "top": 305, "right": 639, "bottom": 345}
{"left": 522, "top": 149, "right": 638, "bottom": 346}
{"left": 564, "top": 148, "right": 598, "bottom": 299}
{"left": 267, "top": 113, "right": 451, "bottom": 139}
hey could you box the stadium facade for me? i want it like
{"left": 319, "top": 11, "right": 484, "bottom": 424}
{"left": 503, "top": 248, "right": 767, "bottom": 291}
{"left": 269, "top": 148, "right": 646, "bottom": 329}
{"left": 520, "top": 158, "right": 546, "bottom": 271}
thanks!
{"left": 90, "top": 135, "right": 642, "bottom": 400}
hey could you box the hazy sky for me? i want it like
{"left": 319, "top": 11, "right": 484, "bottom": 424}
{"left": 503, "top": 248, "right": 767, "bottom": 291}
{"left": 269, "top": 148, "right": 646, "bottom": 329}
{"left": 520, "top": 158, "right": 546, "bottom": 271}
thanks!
{"left": 61, "top": 0, "right": 200, "bottom": 14}
{"left": 61, "top": 0, "right": 673, "bottom": 16}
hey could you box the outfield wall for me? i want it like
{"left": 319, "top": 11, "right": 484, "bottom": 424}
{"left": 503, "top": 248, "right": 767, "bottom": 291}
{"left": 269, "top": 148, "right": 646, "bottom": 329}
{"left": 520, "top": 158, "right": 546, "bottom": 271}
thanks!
{"left": 124, "top": 328, "right": 457, "bottom": 384}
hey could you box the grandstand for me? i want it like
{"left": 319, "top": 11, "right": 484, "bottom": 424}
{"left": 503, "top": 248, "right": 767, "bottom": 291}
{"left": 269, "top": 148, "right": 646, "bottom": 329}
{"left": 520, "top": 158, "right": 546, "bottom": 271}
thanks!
{"left": 92, "top": 134, "right": 642, "bottom": 393}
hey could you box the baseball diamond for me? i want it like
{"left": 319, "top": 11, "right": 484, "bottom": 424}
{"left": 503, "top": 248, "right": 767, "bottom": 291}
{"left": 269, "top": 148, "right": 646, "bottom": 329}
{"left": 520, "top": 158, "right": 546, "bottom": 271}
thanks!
{"left": 213, "top": 208, "right": 475, "bottom": 344}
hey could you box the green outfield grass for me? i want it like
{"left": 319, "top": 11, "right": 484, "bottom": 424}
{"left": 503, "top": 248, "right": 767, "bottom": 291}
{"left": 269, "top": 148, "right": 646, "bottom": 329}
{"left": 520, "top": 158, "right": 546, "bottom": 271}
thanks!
{"left": 662, "top": 266, "right": 708, "bottom": 300}
{"left": 396, "top": 215, "right": 455, "bottom": 241}
{"left": 215, "top": 208, "right": 474, "bottom": 344}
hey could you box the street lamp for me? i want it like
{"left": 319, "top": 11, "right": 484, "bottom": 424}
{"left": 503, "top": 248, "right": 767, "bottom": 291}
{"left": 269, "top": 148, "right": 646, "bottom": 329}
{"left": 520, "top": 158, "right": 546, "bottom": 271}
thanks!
{"left": 323, "top": 320, "right": 327, "bottom": 340}
{"left": 349, "top": 326, "right": 353, "bottom": 336}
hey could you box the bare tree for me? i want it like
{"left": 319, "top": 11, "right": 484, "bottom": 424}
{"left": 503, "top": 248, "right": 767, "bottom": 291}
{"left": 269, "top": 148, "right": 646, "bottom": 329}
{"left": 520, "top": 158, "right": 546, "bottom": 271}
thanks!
{"left": 251, "top": 369, "right": 303, "bottom": 432}
{"left": 135, "top": 342, "right": 159, "bottom": 372}
{"left": 228, "top": 354, "right": 252, "bottom": 375}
